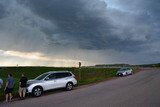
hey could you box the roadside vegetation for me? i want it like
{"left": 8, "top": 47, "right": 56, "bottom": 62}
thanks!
{"left": 0, "top": 67, "right": 121, "bottom": 101}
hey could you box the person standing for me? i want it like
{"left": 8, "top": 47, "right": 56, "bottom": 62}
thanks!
{"left": 19, "top": 74, "right": 28, "bottom": 100}
{"left": 4, "top": 74, "right": 14, "bottom": 102}
{"left": 0, "top": 78, "right": 3, "bottom": 89}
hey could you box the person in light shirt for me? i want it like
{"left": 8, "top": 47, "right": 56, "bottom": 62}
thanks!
{"left": 0, "top": 78, "right": 3, "bottom": 89}
{"left": 4, "top": 74, "right": 15, "bottom": 102}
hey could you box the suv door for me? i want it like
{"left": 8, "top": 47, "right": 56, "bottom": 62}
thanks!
{"left": 43, "top": 73, "right": 56, "bottom": 90}
{"left": 54, "top": 72, "right": 72, "bottom": 88}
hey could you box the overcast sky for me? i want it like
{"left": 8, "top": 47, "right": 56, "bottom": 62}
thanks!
{"left": 0, "top": 0, "right": 159, "bottom": 67}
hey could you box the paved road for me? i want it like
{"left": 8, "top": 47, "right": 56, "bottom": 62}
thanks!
{"left": 1, "top": 68, "right": 160, "bottom": 107}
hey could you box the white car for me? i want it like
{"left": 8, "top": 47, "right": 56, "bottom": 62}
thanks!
{"left": 27, "top": 71, "right": 77, "bottom": 97}
{"left": 116, "top": 68, "right": 133, "bottom": 76}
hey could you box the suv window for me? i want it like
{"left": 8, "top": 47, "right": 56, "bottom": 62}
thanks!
{"left": 35, "top": 73, "right": 49, "bottom": 80}
{"left": 47, "top": 74, "right": 56, "bottom": 80}
{"left": 55, "top": 72, "right": 72, "bottom": 79}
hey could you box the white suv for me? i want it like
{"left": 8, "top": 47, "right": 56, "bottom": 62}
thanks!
{"left": 27, "top": 71, "right": 77, "bottom": 97}
{"left": 116, "top": 68, "right": 133, "bottom": 76}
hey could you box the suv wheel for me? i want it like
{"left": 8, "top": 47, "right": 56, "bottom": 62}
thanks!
{"left": 66, "top": 82, "right": 73, "bottom": 91}
{"left": 32, "top": 87, "right": 43, "bottom": 97}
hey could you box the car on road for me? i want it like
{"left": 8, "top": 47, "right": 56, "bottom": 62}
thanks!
{"left": 116, "top": 68, "right": 133, "bottom": 76}
{"left": 27, "top": 71, "right": 77, "bottom": 97}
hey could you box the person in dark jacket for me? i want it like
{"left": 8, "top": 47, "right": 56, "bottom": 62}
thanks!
{"left": 4, "top": 74, "right": 14, "bottom": 102}
{"left": 19, "top": 74, "right": 28, "bottom": 100}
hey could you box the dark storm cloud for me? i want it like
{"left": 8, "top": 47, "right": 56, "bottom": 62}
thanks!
{"left": 17, "top": 0, "right": 149, "bottom": 52}
{"left": 0, "top": 0, "right": 159, "bottom": 65}
{"left": 118, "top": 0, "right": 160, "bottom": 15}
{"left": 112, "top": 0, "right": 160, "bottom": 26}
{"left": 0, "top": 3, "right": 7, "bottom": 19}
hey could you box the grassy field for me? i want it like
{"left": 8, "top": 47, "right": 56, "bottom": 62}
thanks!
{"left": 0, "top": 67, "right": 119, "bottom": 101}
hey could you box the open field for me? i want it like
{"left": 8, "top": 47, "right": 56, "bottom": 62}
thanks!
{"left": 1, "top": 68, "right": 159, "bottom": 107}
{"left": 0, "top": 67, "right": 132, "bottom": 101}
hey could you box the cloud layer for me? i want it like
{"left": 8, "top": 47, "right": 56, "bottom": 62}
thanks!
{"left": 18, "top": 0, "right": 160, "bottom": 52}
{"left": 0, "top": 0, "right": 159, "bottom": 66}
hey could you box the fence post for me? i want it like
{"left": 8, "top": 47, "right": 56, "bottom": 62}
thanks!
{"left": 78, "top": 62, "right": 81, "bottom": 81}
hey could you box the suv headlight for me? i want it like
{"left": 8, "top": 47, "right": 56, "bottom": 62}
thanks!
{"left": 27, "top": 83, "right": 32, "bottom": 87}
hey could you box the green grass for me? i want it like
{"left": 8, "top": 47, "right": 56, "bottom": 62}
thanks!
{"left": 0, "top": 67, "right": 118, "bottom": 101}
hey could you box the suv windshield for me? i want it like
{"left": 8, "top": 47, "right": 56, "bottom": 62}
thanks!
{"left": 35, "top": 73, "right": 49, "bottom": 80}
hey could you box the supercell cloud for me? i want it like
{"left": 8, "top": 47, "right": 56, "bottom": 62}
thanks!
{"left": 0, "top": 0, "right": 159, "bottom": 66}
